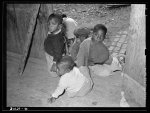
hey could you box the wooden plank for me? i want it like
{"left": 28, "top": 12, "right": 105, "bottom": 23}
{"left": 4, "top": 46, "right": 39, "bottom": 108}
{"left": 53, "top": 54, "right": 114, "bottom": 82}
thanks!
{"left": 18, "top": 4, "right": 41, "bottom": 76}
{"left": 124, "top": 4, "right": 146, "bottom": 87}
{"left": 12, "top": 4, "right": 22, "bottom": 53}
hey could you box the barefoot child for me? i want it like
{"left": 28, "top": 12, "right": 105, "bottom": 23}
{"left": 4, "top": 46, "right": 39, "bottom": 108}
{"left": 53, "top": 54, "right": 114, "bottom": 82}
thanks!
{"left": 47, "top": 55, "right": 93, "bottom": 103}
{"left": 44, "top": 13, "right": 66, "bottom": 75}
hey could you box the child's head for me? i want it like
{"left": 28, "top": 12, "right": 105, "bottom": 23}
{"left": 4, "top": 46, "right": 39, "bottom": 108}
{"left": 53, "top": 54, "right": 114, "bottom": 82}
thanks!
{"left": 74, "top": 27, "right": 91, "bottom": 43}
{"left": 92, "top": 24, "right": 107, "bottom": 42}
{"left": 56, "top": 55, "right": 75, "bottom": 76}
{"left": 47, "top": 13, "right": 63, "bottom": 33}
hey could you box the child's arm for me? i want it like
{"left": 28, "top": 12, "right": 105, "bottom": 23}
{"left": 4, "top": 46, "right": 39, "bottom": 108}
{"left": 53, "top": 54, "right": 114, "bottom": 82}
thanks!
{"left": 48, "top": 77, "right": 67, "bottom": 103}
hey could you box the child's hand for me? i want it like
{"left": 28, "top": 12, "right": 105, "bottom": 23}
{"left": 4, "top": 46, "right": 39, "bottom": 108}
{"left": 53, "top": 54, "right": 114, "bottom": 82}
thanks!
{"left": 47, "top": 96, "right": 56, "bottom": 104}
{"left": 50, "top": 62, "right": 57, "bottom": 72}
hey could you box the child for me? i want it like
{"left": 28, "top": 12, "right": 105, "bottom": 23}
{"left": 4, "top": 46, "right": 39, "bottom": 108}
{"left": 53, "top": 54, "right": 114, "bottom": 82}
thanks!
{"left": 76, "top": 24, "right": 111, "bottom": 67}
{"left": 62, "top": 14, "right": 78, "bottom": 54}
{"left": 70, "top": 27, "right": 91, "bottom": 61}
{"left": 76, "top": 24, "right": 122, "bottom": 76}
{"left": 44, "top": 13, "right": 66, "bottom": 75}
{"left": 47, "top": 55, "right": 93, "bottom": 103}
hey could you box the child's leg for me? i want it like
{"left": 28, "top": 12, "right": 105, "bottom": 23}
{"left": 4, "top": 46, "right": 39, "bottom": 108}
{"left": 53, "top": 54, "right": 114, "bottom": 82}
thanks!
{"left": 45, "top": 52, "right": 58, "bottom": 77}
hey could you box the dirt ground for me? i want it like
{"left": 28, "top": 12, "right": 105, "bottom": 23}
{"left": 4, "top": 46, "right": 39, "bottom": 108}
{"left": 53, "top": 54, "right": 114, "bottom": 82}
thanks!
{"left": 6, "top": 5, "right": 140, "bottom": 108}
{"left": 7, "top": 52, "right": 123, "bottom": 107}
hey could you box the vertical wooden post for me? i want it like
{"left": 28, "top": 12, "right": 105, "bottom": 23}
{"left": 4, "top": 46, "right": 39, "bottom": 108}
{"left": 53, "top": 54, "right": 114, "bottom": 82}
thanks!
{"left": 46, "top": 4, "right": 53, "bottom": 16}
{"left": 124, "top": 4, "right": 146, "bottom": 86}
{"left": 13, "top": 4, "right": 22, "bottom": 53}
{"left": 18, "top": 4, "right": 41, "bottom": 76}
{"left": 122, "top": 4, "right": 146, "bottom": 107}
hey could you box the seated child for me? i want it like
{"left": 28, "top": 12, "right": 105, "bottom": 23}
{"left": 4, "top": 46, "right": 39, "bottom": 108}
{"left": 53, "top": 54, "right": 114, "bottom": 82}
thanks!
{"left": 76, "top": 24, "right": 110, "bottom": 67}
{"left": 47, "top": 55, "right": 93, "bottom": 103}
{"left": 76, "top": 24, "right": 122, "bottom": 76}
{"left": 70, "top": 27, "right": 91, "bottom": 61}
{"left": 44, "top": 13, "right": 66, "bottom": 75}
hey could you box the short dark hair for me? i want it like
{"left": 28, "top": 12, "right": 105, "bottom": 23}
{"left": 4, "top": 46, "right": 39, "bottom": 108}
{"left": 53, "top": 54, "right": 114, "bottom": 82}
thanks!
{"left": 93, "top": 24, "right": 107, "bottom": 36}
{"left": 74, "top": 27, "right": 91, "bottom": 39}
{"left": 57, "top": 55, "right": 75, "bottom": 71}
{"left": 47, "top": 13, "right": 63, "bottom": 25}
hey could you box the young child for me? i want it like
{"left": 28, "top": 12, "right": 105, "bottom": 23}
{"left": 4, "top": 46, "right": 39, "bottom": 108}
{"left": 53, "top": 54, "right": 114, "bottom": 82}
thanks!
{"left": 70, "top": 27, "right": 91, "bottom": 61}
{"left": 47, "top": 55, "right": 93, "bottom": 103}
{"left": 76, "top": 24, "right": 111, "bottom": 67}
{"left": 62, "top": 14, "right": 78, "bottom": 54}
{"left": 44, "top": 13, "right": 66, "bottom": 75}
{"left": 76, "top": 24, "right": 122, "bottom": 76}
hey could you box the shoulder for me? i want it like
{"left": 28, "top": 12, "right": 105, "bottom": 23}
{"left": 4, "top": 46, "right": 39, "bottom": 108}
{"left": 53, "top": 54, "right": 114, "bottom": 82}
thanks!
{"left": 59, "top": 73, "right": 70, "bottom": 82}
{"left": 81, "top": 37, "right": 91, "bottom": 44}
{"left": 80, "top": 37, "right": 91, "bottom": 47}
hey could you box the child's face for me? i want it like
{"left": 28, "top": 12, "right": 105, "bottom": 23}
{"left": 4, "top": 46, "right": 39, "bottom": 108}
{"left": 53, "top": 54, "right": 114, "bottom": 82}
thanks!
{"left": 48, "top": 18, "right": 61, "bottom": 33}
{"left": 56, "top": 63, "right": 67, "bottom": 76}
{"left": 93, "top": 30, "right": 105, "bottom": 42}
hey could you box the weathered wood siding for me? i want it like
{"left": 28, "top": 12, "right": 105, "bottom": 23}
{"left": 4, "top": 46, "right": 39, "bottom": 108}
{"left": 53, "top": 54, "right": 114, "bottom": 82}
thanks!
{"left": 7, "top": 4, "right": 53, "bottom": 60}
{"left": 124, "top": 4, "right": 146, "bottom": 87}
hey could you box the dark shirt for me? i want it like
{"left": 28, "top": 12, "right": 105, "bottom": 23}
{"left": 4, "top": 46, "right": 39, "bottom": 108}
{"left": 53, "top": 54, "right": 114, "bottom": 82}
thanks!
{"left": 44, "top": 31, "right": 65, "bottom": 62}
{"left": 88, "top": 41, "right": 109, "bottom": 65}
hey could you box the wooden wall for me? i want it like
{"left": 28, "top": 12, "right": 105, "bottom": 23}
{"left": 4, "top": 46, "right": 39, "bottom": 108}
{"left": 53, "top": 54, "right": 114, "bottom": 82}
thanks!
{"left": 123, "top": 4, "right": 146, "bottom": 106}
{"left": 124, "top": 4, "right": 146, "bottom": 87}
{"left": 7, "top": 4, "right": 53, "bottom": 61}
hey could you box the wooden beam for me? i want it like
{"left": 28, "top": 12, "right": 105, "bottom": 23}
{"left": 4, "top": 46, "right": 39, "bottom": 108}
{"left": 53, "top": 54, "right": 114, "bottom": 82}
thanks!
{"left": 18, "top": 4, "right": 41, "bottom": 76}
{"left": 12, "top": 4, "right": 22, "bottom": 53}
{"left": 124, "top": 4, "right": 146, "bottom": 86}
